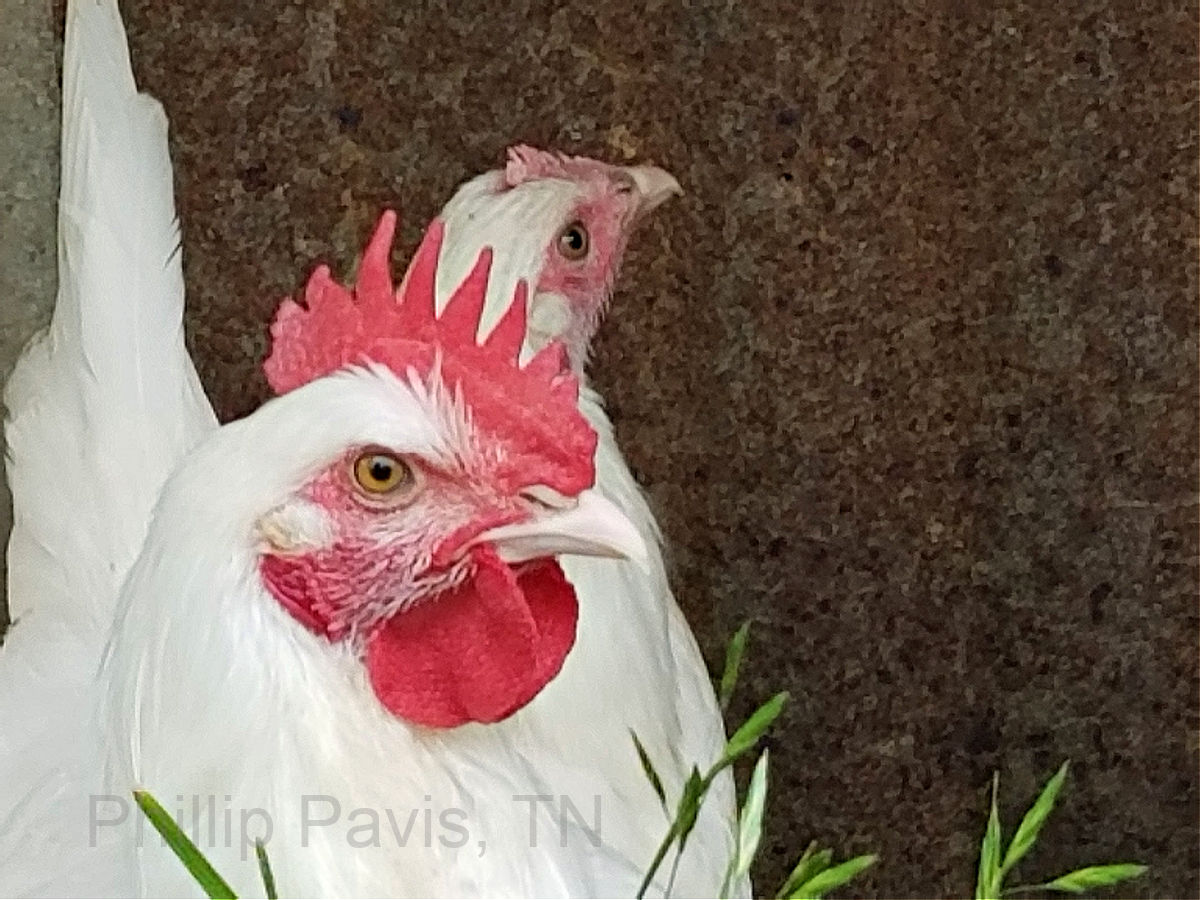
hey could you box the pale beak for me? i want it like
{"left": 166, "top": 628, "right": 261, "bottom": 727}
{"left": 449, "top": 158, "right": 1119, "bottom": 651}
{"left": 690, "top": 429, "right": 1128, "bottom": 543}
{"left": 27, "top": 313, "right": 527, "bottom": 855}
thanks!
{"left": 474, "top": 489, "right": 650, "bottom": 573}
{"left": 623, "top": 165, "right": 683, "bottom": 216}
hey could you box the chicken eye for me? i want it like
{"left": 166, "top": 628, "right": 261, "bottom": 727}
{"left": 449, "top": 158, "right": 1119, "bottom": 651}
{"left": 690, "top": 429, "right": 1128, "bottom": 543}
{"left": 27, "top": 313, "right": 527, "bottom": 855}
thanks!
{"left": 352, "top": 452, "right": 412, "bottom": 495}
{"left": 556, "top": 221, "right": 589, "bottom": 260}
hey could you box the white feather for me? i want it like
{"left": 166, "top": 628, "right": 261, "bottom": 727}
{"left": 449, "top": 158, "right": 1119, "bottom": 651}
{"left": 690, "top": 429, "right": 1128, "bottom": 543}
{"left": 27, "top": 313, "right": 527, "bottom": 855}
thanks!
{"left": 0, "top": 0, "right": 214, "bottom": 893}
{"left": 97, "top": 367, "right": 657, "bottom": 896}
{"left": 436, "top": 172, "right": 578, "bottom": 360}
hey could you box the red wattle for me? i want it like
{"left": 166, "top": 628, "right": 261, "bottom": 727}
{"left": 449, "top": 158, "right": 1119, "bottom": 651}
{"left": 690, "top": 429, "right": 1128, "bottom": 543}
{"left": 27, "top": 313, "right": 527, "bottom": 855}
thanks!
{"left": 365, "top": 546, "right": 578, "bottom": 728}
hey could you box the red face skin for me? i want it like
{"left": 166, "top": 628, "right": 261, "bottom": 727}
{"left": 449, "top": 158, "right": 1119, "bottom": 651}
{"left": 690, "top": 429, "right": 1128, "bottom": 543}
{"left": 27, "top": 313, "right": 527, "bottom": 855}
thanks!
{"left": 535, "top": 172, "right": 643, "bottom": 354}
{"left": 498, "top": 146, "right": 677, "bottom": 367}
{"left": 260, "top": 445, "right": 580, "bottom": 729}
{"left": 260, "top": 449, "right": 526, "bottom": 641}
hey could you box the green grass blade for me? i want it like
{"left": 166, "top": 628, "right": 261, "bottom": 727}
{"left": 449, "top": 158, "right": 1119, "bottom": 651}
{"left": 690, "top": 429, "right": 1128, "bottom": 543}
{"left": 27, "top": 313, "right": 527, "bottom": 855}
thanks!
{"left": 723, "top": 750, "right": 770, "bottom": 896}
{"left": 976, "top": 773, "right": 1003, "bottom": 900}
{"left": 631, "top": 730, "right": 668, "bottom": 810}
{"left": 1000, "top": 761, "right": 1069, "bottom": 878}
{"left": 721, "top": 691, "right": 789, "bottom": 765}
{"left": 668, "top": 767, "right": 710, "bottom": 897}
{"left": 255, "top": 840, "right": 277, "bottom": 900}
{"left": 718, "top": 622, "right": 752, "bottom": 711}
{"left": 636, "top": 766, "right": 708, "bottom": 899}
{"left": 675, "top": 766, "right": 707, "bottom": 853}
{"left": 791, "top": 853, "right": 878, "bottom": 899}
{"left": 635, "top": 820, "right": 678, "bottom": 900}
{"left": 1039, "top": 864, "right": 1149, "bottom": 894}
{"left": 777, "top": 843, "right": 830, "bottom": 899}
{"left": 133, "top": 790, "right": 237, "bottom": 899}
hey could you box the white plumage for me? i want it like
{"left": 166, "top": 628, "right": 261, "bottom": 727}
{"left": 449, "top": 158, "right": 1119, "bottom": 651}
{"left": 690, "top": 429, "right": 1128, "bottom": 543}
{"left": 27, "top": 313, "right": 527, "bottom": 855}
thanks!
{"left": 433, "top": 158, "right": 746, "bottom": 899}
{"left": 0, "top": 1, "right": 743, "bottom": 897}
{"left": 1, "top": 0, "right": 213, "bottom": 892}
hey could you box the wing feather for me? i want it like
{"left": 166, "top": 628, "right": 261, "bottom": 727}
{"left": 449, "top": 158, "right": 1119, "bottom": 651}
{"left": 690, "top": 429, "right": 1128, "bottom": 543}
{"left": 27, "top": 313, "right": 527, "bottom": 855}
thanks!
{"left": 0, "top": 1, "right": 215, "bottom": 892}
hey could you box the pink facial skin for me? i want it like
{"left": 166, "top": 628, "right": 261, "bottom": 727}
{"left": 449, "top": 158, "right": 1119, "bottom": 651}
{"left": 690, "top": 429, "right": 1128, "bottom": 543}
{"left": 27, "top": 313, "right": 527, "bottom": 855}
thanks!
{"left": 260, "top": 450, "right": 525, "bottom": 641}
{"left": 259, "top": 449, "right": 581, "bottom": 730}
{"left": 501, "top": 145, "right": 681, "bottom": 364}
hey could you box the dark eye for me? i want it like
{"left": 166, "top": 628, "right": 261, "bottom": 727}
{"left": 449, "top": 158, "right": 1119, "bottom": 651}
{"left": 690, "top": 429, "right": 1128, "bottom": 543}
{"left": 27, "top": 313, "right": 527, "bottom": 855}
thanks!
{"left": 352, "top": 452, "right": 413, "bottom": 496}
{"left": 556, "top": 221, "right": 589, "bottom": 260}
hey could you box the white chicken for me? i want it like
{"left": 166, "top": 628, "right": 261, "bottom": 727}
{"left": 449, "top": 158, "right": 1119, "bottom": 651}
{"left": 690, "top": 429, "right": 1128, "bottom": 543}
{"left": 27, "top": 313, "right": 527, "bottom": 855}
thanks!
{"left": 428, "top": 152, "right": 747, "bottom": 894}
{"left": 0, "top": 1, "right": 741, "bottom": 897}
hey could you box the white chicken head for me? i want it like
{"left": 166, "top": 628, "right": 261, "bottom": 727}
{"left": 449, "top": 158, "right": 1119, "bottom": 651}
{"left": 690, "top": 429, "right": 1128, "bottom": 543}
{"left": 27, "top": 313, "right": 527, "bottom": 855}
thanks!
{"left": 253, "top": 211, "right": 645, "bottom": 729}
{"left": 435, "top": 144, "right": 681, "bottom": 370}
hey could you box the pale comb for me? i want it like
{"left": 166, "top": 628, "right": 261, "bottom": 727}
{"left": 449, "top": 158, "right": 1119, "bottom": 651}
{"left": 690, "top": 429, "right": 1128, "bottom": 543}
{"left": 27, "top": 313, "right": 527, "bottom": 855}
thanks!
{"left": 504, "top": 144, "right": 614, "bottom": 188}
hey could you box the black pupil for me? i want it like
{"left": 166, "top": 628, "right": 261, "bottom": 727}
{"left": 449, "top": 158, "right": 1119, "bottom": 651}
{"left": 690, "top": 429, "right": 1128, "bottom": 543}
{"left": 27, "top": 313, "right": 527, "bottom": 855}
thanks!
{"left": 370, "top": 459, "right": 393, "bottom": 482}
{"left": 565, "top": 229, "right": 584, "bottom": 250}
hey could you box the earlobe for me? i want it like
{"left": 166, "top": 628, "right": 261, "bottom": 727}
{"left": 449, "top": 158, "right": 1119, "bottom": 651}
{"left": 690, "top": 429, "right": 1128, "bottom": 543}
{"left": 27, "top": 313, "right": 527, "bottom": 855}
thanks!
{"left": 256, "top": 500, "right": 333, "bottom": 554}
{"left": 527, "top": 292, "right": 572, "bottom": 349}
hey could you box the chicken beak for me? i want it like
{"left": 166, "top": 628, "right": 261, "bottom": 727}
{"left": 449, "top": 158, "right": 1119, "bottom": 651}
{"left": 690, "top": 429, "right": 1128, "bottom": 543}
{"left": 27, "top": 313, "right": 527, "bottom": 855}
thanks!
{"left": 476, "top": 489, "right": 650, "bottom": 573}
{"left": 623, "top": 165, "right": 683, "bottom": 216}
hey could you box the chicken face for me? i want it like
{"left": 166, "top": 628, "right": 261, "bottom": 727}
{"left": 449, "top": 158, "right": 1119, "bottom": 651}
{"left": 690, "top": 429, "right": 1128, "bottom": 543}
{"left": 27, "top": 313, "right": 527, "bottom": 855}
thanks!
{"left": 257, "top": 213, "right": 644, "bottom": 729}
{"left": 436, "top": 145, "right": 681, "bottom": 369}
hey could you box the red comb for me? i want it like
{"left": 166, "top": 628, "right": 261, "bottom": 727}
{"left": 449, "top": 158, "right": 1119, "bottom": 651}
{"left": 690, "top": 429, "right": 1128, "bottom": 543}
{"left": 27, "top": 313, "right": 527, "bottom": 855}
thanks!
{"left": 264, "top": 211, "right": 596, "bottom": 495}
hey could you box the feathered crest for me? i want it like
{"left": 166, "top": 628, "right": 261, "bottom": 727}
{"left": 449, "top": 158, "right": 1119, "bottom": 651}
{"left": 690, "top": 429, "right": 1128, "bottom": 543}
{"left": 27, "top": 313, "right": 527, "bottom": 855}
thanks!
{"left": 264, "top": 211, "right": 597, "bottom": 495}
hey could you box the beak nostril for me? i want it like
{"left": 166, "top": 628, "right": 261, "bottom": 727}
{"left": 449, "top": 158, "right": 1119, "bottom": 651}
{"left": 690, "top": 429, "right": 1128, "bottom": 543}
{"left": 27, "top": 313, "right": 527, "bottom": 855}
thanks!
{"left": 519, "top": 484, "right": 574, "bottom": 511}
{"left": 611, "top": 172, "right": 637, "bottom": 195}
